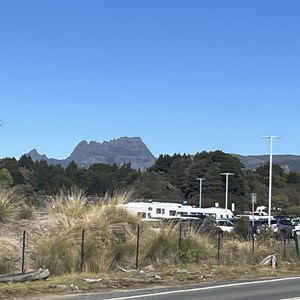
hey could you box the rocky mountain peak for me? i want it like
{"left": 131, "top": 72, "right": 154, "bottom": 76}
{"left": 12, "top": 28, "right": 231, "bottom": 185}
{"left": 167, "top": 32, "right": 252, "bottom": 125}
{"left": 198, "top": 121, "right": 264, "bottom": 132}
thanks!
{"left": 26, "top": 149, "right": 48, "bottom": 162}
{"left": 26, "top": 137, "right": 156, "bottom": 171}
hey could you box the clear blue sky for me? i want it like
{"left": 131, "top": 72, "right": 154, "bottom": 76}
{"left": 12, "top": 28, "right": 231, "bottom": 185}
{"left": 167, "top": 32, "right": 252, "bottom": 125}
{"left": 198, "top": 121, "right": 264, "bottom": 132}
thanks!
{"left": 1, "top": 0, "right": 299, "bottom": 160}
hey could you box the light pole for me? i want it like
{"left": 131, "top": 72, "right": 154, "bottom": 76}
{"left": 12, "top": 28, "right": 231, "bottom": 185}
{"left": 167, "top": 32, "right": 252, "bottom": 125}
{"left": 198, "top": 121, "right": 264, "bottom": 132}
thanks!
{"left": 262, "top": 136, "right": 280, "bottom": 227}
{"left": 196, "top": 178, "right": 205, "bottom": 208}
{"left": 251, "top": 193, "right": 257, "bottom": 227}
{"left": 220, "top": 173, "right": 234, "bottom": 209}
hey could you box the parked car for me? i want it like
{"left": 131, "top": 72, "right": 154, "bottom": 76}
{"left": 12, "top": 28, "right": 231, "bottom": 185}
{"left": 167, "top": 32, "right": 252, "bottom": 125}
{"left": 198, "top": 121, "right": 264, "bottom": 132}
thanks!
{"left": 248, "top": 219, "right": 265, "bottom": 234}
{"left": 256, "top": 219, "right": 277, "bottom": 236}
{"left": 292, "top": 221, "right": 300, "bottom": 235}
{"left": 291, "top": 217, "right": 300, "bottom": 226}
{"left": 270, "top": 218, "right": 294, "bottom": 239}
{"left": 273, "top": 215, "right": 289, "bottom": 220}
{"left": 216, "top": 219, "right": 235, "bottom": 233}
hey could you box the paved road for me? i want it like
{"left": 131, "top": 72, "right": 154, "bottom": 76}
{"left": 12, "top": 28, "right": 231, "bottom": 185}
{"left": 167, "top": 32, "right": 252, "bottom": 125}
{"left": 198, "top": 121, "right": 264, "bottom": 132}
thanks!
{"left": 28, "top": 277, "right": 300, "bottom": 300}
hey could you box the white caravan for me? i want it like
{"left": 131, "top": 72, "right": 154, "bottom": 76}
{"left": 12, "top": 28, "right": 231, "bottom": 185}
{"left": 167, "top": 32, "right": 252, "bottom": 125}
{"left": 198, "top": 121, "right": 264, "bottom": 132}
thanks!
{"left": 238, "top": 206, "right": 275, "bottom": 221}
{"left": 120, "top": 201, "right": 234, "bottom": 220}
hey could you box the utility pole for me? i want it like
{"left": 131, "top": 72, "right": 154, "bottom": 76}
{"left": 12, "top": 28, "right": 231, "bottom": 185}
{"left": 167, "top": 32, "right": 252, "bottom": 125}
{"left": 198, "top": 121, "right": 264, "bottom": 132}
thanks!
{"left": 196, "top": 178, "right": 205, "bottom": 208}
{"left": 262, "top": 136, "right": 280, "bottom": 226}
{"left": 220, "top": 173, "right": 234, "bottom": 209}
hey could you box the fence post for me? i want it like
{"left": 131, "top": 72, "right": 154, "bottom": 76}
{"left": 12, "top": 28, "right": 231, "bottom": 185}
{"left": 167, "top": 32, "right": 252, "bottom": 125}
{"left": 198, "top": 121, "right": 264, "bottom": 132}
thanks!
{"left": 283, "top": 237, "right": 287, "bottom": 259}
{"left": 293, "top": 230, "right": 299, "bottom": 259}
{"left": 217, "top": 228, "right": 221, "bottom": 265}
{"left": 135, "top": 224, "right": 140, "bottom": 270}
{"left": 80, "top": 228, "right": 85, "bottom": 272}
{"left": 178, "top": 223, "right": 182, "bottom": 261}
{"left": 252, "top": 226, "right": 255, "bottom": 254}
{"left": 21, "top": 230, "right": 26, "bottom": 274}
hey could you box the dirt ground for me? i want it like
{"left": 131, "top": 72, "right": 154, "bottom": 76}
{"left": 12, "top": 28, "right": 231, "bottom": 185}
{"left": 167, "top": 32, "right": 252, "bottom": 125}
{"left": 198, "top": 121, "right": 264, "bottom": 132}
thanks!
{"left": 0, "top": 212, "right": 60, "bottom": 272}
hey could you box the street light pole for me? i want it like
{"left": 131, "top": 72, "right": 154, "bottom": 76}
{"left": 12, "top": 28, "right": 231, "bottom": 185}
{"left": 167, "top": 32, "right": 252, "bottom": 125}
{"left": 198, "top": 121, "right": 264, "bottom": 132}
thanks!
{"left": 196, "top": 178, "right": 205, "bottom": 208}
{"left": 220, "top": 173, "right": 234, "bottom": 209}
{"left": 262, "top": 136, "right": 280, "bottom": 227}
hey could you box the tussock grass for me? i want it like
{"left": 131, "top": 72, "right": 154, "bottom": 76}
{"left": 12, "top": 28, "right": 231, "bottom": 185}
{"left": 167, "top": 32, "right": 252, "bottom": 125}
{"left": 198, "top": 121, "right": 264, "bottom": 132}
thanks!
{"left": 35, "top": 189, "right": 139, "bottom": 274}
{"left": 8, "top": 187, "right": 300, "bottom": 278}
{"left": 46, "top": 186, "right": 88, "bottom": 218}
{"left": 219, "top": 236, "right": 298, "bottom": 266}
{"left": 141, "top": 222, "right": 180, "bottom": 264}
{"left": 34, "top": 221, "right": 78, "bottom": 275}
{"left": 221, "top": 240, "right": 254, "bottom": 265}
{"left": 101, "top": 188, "right": 135, "bottom": 205}
{"left": 77, "top": 226, "right": 136, "bottom": 273}
{"left": 0, "top": 186, "right": 27, "bottom": 223}
{"left": 0, "top": 237, "right": 21, "bottom": 273}
{"left": 77, "top": 196, "right": 139, "bottom": 272}
{"left": 136, "top": 221, "right": 216, "bottom": 266}
{"left": 180, "top": 230, "right": 215, "bottom": 263}
{"left": 18, "top": 203, "right": 37, "bottom": 220}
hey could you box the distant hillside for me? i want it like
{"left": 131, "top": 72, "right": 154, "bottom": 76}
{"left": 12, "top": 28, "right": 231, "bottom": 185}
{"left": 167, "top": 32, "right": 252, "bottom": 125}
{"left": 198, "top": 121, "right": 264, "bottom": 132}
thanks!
{"left": 234, "top": 154, "right": 300, "bottom": 172}
{"left": 26, "top": 137, "right": 156, "bottom": 171}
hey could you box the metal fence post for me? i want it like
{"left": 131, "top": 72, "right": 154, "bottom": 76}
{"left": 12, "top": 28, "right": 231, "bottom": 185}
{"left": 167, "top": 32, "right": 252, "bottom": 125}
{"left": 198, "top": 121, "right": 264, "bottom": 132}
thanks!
{"left": 178, "top": 223, "right": 182, "bottom": 261}
{"left": 80, "top": 228, "right": 85, "bottom": 272}
{"left": 252, "top": 227, "right": 255, "bottom": 254}
{"left": 135, "top": 224, "right": 140, "bottom": 270}
{"left": 21, "top": 230, "right": 26, "bottom": 274}
{"left": 293, "top": 230, "right": 299, "bottom": 259}
{"left": 217, "top": 228, "right": 221, "bottom": 265}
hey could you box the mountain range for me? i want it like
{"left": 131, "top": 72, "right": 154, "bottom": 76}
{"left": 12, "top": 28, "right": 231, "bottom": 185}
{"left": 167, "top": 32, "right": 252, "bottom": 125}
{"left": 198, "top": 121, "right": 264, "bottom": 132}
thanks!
{"left": 233, "top": 154, "right": 300, "bottom": 173}
{"left": 26, "top": 137, "right": 156, "bottom": 171}
{"left": 25, "top": 136, "right": 300, "bottom": 172}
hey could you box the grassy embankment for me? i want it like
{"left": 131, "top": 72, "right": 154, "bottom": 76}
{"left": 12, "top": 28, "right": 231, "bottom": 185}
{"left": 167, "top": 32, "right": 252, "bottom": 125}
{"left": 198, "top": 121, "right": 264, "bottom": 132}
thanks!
{"left": 0, "top": 186, "right": 299, "bottom": 299}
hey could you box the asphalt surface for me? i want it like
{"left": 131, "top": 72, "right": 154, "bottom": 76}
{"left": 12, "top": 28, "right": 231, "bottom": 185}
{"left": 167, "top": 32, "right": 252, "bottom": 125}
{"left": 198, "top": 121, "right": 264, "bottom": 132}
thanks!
{"left": 27, "top": 276, "right": 300, "bottom": 300}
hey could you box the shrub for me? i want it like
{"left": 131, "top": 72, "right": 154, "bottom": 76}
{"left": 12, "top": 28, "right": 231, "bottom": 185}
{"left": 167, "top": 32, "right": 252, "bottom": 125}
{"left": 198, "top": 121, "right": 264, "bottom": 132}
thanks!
{"left": 234, "top": 218, "right": 251, "bottom": 240}
{"left": 180, "top": 231, "right": 214, "bottom": 263}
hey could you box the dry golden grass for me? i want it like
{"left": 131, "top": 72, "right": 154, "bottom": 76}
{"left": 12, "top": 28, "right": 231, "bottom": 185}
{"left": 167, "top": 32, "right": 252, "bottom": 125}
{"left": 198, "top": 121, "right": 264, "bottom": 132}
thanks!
{"left": 2, "top": 187, "right": 300, "bottom": 300}
{"left": 139, "top": 221, "right": 216, "bottom": 266}
{"left": 0, "top": 186, "right": 26, "bottom": 223}
{"left": 0, "top": 236, "right": 20, "bottom": 254}
{"left": 100, "top": 188, "right": 135, "bottom": 205}
{"left": 141, "top": 221, "right": 179, "bottom": 264}
{"left": 46, "top": 186, "right": 88, "bottom": 218}
{"left": 34, "top": 189, "right": 140, "bottom": 274}
{"left": 0, "top": 236, "right": 21, "bottom": 273}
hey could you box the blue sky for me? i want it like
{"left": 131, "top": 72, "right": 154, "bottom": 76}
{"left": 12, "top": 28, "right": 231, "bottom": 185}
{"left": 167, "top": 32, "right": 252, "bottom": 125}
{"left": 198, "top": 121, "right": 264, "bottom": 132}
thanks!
{"left": 1, "top": 0, "right": 299, "bottom": 160}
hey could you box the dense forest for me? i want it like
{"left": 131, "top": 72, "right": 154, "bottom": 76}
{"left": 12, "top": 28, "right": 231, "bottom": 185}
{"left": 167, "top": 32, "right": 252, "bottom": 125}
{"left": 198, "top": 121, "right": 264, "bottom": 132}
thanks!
{"left": 1, "top": 150, "right": 300, "bottom": 216}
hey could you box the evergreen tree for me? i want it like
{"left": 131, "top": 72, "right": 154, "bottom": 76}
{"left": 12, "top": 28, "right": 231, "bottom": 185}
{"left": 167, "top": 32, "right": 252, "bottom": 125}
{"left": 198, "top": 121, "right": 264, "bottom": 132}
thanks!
{"left": 0, "top": 168, "right": 13, "bottom": 186}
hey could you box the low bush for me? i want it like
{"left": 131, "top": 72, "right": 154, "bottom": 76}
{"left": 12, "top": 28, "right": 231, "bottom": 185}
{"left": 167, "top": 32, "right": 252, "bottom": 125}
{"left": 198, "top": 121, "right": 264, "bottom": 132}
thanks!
{"left": 234, "top": 218, "right": 251, "bottom": 240}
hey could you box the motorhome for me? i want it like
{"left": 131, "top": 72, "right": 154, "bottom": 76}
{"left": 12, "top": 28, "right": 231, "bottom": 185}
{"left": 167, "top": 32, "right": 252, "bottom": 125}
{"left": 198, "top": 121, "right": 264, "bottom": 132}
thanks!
{"left": 236, "top": 206, "right": 275, "bottom": 221}
{"left": 256, "top": 206, "right": 268, "bottom": 214}
{"left": 120, "top": 201, "right": 234, "bottom": 220}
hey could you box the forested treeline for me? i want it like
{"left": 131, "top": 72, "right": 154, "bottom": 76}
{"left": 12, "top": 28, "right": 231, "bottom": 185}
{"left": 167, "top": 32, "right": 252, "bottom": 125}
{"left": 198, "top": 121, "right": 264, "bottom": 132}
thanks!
{"left": 1, "top": 151, "right": 300, "bottom": 215}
